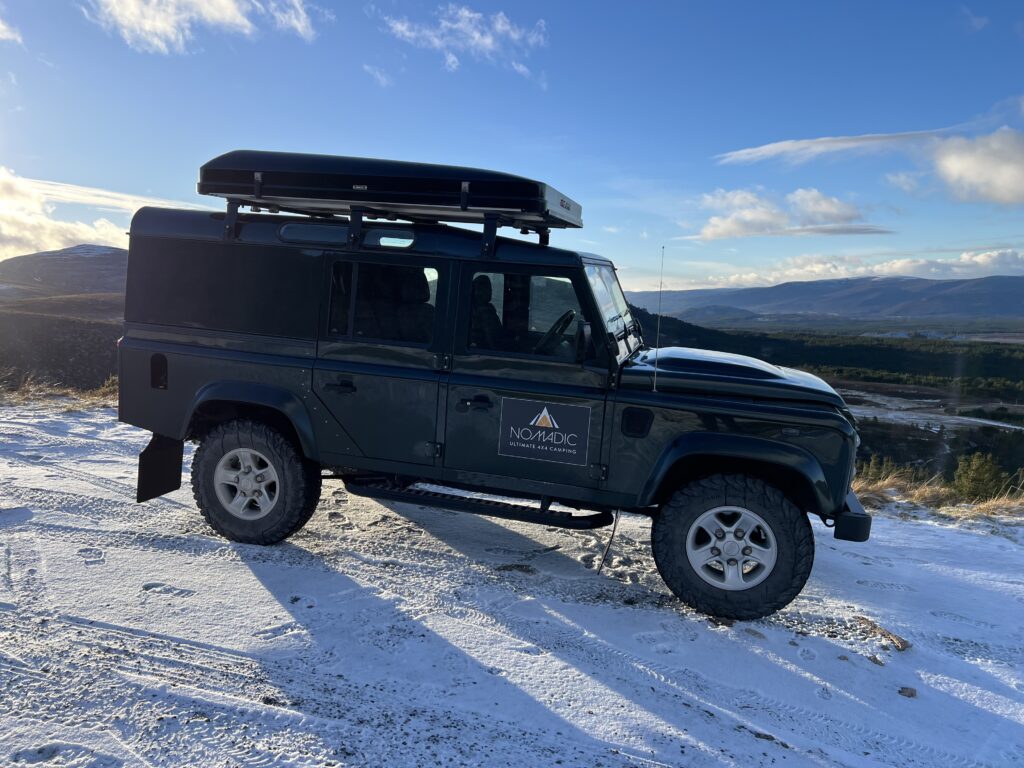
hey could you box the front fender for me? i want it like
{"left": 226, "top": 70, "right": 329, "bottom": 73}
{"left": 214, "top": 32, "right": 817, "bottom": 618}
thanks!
{"left": 637, "top": 432, "right": 832, "bottom": 514}
{"left": 184, "top": 381, "right": 320, "bottom": 461}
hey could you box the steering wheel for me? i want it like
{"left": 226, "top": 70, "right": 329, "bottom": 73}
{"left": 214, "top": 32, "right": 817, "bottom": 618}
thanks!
{"left": 533, "top": 309, "right": 576, "bottom": 355}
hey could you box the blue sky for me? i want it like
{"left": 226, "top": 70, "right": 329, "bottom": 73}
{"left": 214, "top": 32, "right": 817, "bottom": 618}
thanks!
{"left": 1, "top": 1, "right": 1023, "bottom": 289}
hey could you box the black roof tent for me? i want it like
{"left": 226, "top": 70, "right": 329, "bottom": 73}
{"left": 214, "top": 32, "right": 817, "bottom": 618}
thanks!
{"left": 198, "top": 151, "right": 583, "bottom": 236}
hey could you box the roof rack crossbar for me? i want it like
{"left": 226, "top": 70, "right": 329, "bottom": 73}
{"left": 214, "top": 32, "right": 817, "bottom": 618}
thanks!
{"left": 223, "top": 195, "right": 555, "bottom": 252}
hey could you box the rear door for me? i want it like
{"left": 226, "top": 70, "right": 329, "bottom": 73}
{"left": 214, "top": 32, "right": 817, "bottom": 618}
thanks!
{"left": 314, "top": 241, "right": 451, "bottom": 469}
{"left": 443, "top": 263, "right": 609, "bottom": 490}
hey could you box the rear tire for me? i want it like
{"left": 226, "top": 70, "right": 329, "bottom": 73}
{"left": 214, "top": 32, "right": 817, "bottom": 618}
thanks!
{"left": 192, "top": 419, "right": 321, "bottom": 544}
{"left": 651, "top": 474, "right": 814, "bottom": 620}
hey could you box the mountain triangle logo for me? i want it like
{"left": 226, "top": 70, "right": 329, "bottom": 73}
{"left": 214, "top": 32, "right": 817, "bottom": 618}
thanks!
{"left": 529, "top": 407, "right": 559, "bottom": 429}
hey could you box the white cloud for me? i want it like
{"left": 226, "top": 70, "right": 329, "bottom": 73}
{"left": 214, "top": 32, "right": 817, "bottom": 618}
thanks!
{"left": 933, "top": 127, "right": 1024, "bottom": 204}
{"left": 686, "top": 248, "right": 1024, "bottom": 288}
{"left": 362, "top": 64, "right": 392, "bottom": 88}
{"left": 786, "top": 188, "right": 861, "bottom": 225}
{"left": 716, "top": 128, "right": 940, "bottom": 165}
{"left": 83, "top": 0, "right": 318, "bottom": 54}
{"left": 715, "top": 115, "right": 1024, "bottom": 206}
{"left": 0, "top": 166, "right": 208, "bottom": 260}
{"left": 383, "top": 5, "right": 546, "bottom": 77}
{"left": 0, "top": 70, "right": 15, "bottom": 98}
{"left": 961, "top": 6, "right": 989, "bottom": 32}
{"left": 699, "top": 192, "right": 788, "bottom": 240}
{"left": 0, "top": 13, "right": 21, "bottom": 44}
{"left": 693, "top": 187, "right": 887, "bottom": 240}
{"left": 264, "top": 0, "right": 315, "bottom": 41}
{"left": 602, "top": 225, "right": 621, "bottom": 234}
{"left": 885, "top": 171, "right": 920, "bottom": 193}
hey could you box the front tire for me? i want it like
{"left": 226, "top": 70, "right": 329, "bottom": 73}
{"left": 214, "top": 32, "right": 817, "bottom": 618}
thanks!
{"left": 651, "top": 474, "right": 814, "bottom": 620}
{"left": 192, "top": 419, "right": 321, "bottom": 544}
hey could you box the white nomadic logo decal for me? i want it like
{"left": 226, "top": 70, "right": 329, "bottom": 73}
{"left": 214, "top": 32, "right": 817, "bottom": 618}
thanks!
{"left": 498, "top": 398, "right": 591, "bottom": 466}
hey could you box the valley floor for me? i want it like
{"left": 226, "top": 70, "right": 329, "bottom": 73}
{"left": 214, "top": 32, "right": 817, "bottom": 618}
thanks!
{"left": 1, "top": 404, "right": 1022, "bottom": 767}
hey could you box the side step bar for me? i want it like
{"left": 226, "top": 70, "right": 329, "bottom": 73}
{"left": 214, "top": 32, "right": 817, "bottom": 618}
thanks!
{"left": 343, "top": 479, "right": 614, "bottom": 530}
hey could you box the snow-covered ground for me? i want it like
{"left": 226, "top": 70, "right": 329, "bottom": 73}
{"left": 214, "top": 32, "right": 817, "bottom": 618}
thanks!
{"left": 839, "top": 388, "right": 1024, "bottom": 433}
{"left": 1, "top": 404, "right": 1023, "bottom": 767}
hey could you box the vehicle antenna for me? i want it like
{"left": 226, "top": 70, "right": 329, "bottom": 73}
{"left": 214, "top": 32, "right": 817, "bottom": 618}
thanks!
{"left": 653, "top": 244, "right": 665, "bottom": 393}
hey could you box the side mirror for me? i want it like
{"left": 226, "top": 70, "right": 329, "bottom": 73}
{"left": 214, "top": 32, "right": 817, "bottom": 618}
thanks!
{"left": 575, "top": 321, "right": 593, "bottom": 364}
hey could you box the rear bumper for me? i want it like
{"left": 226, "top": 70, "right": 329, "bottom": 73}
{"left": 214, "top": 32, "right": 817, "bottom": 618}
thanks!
{"left": 833, "top": 492, "right": 871, "bottom": 542}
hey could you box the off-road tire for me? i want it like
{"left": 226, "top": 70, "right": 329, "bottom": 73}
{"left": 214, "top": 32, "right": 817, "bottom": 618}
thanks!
{"left": 652, "top": 474, "right": 814, "bottom": 620}
{"left": 192, "top": 419, "right": 322, "bottom": 544}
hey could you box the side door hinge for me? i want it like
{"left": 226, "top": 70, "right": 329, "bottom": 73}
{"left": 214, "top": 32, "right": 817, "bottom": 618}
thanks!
{"left": 432, "top": 353, "right": 451, "bottom": 371}
{"left": 428, "top": 441, "right": 444, "bottom": 458}
{"left": 589, "top": 463, "right": 608, "bottom": 481}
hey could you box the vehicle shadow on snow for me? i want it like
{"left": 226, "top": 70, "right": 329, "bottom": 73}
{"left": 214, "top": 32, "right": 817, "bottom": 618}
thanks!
{"left": 227, "top": 536, "right": 669, "bottom": 766}
{"left": 369, "top": 500, "right": 824, "bottom": 753}
{"left": 373, "top": 500, "right": 1022, "bottom": 764}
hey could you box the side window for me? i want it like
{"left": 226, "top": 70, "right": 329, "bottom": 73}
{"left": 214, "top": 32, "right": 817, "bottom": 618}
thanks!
{"left": 328, "top": 262, "right": 438, "bottom": 345}
{"left": 468, "top": 270, "right": 584, "bottom": 361}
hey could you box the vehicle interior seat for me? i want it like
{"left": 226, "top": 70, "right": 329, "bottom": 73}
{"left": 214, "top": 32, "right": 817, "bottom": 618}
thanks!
{"left": 353, "top": 265, "right": 396, "bottom": 340}
{"left": 395, "top": 267, "right": 434, "bottom": 343}
{"left": 469, "top": 274, "right": 507, "bottom": 350}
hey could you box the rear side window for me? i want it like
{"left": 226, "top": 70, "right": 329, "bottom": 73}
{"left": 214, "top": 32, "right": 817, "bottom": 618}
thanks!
{"left": 125, "top": 237, "right": 320, "bottom": 339}
{"left": 329, "top": 261, "right": 438, "bottom": 345}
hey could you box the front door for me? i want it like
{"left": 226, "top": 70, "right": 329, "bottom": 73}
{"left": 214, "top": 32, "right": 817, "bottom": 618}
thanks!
{"left": 314, "top": 251, "right": 450, "bottom": 468}
{"left": 443, "top": 264, "right": 608, "bottom": 491}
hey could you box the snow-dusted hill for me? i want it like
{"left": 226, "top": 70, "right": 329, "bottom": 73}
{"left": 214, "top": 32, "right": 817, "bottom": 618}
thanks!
{"left": 1, "top": 404, "right": 1022, "bottom": 767}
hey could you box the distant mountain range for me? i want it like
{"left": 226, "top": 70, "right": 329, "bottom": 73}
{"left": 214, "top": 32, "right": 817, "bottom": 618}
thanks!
{"left": 0, "top": 244, "right": 126, "bottom": 322}
{"left": 627, "top": 275, "right": 1024, "bottom": 320}
{"left": 0, "top": 245, "right": 126, "bottom": 388}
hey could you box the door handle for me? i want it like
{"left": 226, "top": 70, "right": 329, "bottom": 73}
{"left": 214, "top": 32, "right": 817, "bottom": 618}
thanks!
{"left": 325, "top": 378, "right": 357, "bottom": 394}
{"left": 458, "top": 395, "right": 493, "bottom": 412}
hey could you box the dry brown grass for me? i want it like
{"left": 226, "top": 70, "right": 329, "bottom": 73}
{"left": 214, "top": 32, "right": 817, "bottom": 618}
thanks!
{"left": 969, "top": 495, "right": 1024, "bottom": 518}
{"left": 854, "top": 468, "right": 1024, "bottom": 519}
{"left": 0, "top": 373, "right": 118, "bottom": 409}
{"left": 853, "top": 464, "right": 921, "bottom": 503}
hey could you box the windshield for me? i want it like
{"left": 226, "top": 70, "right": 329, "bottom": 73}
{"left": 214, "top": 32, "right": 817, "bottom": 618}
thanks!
{"left": 585, "top": 264, "right": 640, "bottom": 357}
{"left": 586, "top": 265, "right": 632, "bottom": 331}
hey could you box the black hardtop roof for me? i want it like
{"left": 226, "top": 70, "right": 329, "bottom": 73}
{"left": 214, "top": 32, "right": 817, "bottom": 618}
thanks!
{"left": 130, "top": 207, "right": 613, "bottom": 268}
{"left": 198, "top": 150, "right": 583, "bottom": 231}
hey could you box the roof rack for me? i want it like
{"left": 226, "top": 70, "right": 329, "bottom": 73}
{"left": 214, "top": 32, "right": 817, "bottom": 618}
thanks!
{"left": 199, "top": 150, "right": 582, "bottom": 252}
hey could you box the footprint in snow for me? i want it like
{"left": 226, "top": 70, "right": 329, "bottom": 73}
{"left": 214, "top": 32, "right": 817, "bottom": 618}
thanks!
{"left": 254, "top": 621, "right": 305, "bottom": 640}
{"left": 800, "top": 647, "right": 817, "bottom": 661}
{"left": 76, "top": 547, "right": 105, "bottom": 566}
{"left": 495, "top": 563, "right": 537, "bottom": 575}
{"left": 929, "top": 610, "right": 996, "bottom": 629}
{"left": 142, "top": 582, "right": 196, "bottom": 598}
{"left": 10, "top": 743, "right": 123, "bottom": 767}
{"left": 856, "top": 579, "right": 916, "bottom": 592}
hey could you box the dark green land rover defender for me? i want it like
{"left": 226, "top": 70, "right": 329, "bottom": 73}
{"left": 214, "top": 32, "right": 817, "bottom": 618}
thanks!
{"left": 119, "top": 150, "right": 870, "bottom": 620}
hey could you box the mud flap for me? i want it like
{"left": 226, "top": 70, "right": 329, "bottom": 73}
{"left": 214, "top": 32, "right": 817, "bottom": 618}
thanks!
{"left": 834, "top": 492, "right": 872, "bottom": 542}
{"left": 137, "top": 434, "right": 184, "bottom": 503}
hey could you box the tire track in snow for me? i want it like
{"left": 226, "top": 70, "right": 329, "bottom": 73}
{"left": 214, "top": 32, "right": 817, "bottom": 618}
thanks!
{"left": 0, "top": 607, "right": 641, "bottom": 768}
{"left": 1, "top": 449, "right": 192, "bottom": 512}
